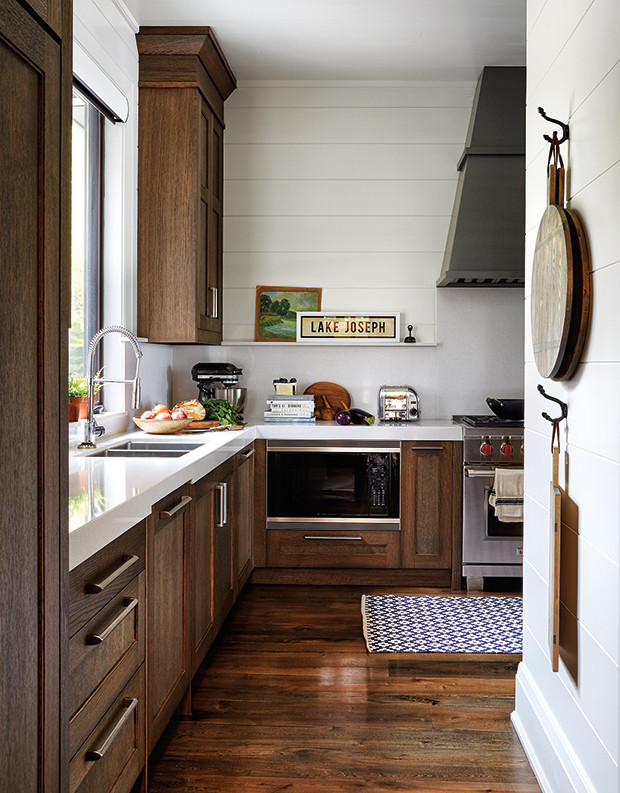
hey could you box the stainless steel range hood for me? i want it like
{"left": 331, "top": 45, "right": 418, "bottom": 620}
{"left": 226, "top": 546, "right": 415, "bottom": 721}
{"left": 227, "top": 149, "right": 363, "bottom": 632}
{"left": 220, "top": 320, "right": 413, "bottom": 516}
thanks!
{"left": 437, "top": 67, "right": 526, "bottom": 288}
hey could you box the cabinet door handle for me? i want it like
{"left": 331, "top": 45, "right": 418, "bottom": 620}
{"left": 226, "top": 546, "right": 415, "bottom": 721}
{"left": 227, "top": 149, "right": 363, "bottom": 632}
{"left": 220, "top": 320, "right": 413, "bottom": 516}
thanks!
{"left": 86, "top": 555, "right": 139, "bottom": 594}
{"left": 86, "top": 598, "right": 139, "bottom": 645}
{"left": 303, "top": 535, "right": 363, "bottom": 541}
{"left": 216, "top": 482, "right": 228, "bottom": 527}
{"left": 159, "top": 495, "right": 192, "bottom": 519}
{"left": 85, "top": 697, "right": 139, "bottom": 761}
{"left": 410, "top": 446, "right": 444, "bottom": 451}
{"left": 211, "top": 286, "right": 219, "bottom": 319}
{"left": 242, "top": 449, "right": 255, "bottom": 460}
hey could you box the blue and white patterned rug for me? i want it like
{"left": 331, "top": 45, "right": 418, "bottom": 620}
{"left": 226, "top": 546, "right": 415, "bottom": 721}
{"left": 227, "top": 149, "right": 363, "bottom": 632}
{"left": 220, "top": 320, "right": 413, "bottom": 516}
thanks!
{"left": 361, "top": 594, "right": 523, "bottom": 653}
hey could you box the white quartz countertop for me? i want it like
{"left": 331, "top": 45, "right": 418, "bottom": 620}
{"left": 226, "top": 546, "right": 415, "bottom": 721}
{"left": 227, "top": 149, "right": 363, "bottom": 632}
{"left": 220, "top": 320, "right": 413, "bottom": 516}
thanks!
{"left": 69, "top": 419, "right": 462, "bottom": 570}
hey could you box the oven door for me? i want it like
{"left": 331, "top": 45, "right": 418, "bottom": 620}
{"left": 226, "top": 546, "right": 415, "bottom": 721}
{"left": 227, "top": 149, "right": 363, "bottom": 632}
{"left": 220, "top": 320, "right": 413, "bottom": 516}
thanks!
{"left": 267, "top": 442, "right": 400, "bottom": 530}
{"left": 462, "top": 465, "right": 523, "bottom": 567}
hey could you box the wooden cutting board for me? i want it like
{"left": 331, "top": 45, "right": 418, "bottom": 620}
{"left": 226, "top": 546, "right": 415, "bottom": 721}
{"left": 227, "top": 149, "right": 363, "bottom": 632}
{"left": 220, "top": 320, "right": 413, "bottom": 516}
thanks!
{"left": 303, "top": 382, "right": 351, "bottom": 421}
{"left": 549, "top": 446, "right": 562, "bottom": 672}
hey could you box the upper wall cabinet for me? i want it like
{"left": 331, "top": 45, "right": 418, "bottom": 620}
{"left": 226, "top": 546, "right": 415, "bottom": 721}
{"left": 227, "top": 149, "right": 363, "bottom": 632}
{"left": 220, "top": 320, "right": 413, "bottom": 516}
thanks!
{"left": 136, "top": 28, "right": 236, "bottom": 344}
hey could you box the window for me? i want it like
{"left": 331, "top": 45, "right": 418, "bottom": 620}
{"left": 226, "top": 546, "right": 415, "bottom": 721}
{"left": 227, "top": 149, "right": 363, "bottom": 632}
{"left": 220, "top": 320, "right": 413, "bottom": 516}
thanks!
{"left": 70, "top": 86, "right": 103, "bottom": 378}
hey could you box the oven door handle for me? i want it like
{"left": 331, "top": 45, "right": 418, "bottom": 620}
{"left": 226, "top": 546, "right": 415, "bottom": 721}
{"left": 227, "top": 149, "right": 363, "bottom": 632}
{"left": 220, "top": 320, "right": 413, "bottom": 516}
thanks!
{"left": 464, "top": 466, "right": 497, "bottom": 478}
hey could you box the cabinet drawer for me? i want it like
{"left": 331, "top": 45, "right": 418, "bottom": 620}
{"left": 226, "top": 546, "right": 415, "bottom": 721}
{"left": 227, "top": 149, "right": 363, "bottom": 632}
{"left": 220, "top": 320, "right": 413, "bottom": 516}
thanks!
{"left": 266, "top": 530, "right": 400, "bottom": 568}
{"left": 69, "top": 521, "right": 146, "bottom": 638}
{"left": 69, "top": 664, "right": 145, "bottom": 793}
{"left": 69, "top": 573, "right": 146, "bottom": 758}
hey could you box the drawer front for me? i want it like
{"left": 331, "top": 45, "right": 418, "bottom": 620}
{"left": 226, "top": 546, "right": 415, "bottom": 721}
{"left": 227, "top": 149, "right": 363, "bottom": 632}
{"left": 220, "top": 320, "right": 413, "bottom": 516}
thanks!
{"left": 70, "top": 573, "right": 146, "bottom": 758}
{"left": 69, "top": 664, "right": 145, "bottom": 793}
{"left": 266, "top": 530, "right": 400, "bottom": 568}
{"left": 69, "top": 521, "right": 146, "bottom": 638}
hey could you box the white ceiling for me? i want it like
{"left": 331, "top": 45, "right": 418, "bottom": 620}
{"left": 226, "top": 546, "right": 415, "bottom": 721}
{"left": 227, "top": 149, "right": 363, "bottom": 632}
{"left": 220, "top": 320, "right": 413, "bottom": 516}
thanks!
{"left": 127, "top": 0, "right": 526, "bottom": 81}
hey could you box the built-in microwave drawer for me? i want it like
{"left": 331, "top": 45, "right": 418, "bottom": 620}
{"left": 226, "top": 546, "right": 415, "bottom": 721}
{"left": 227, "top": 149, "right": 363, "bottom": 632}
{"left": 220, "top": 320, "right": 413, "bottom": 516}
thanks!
{"left": 266, "top": 529, "right": 400, "bottom": 568}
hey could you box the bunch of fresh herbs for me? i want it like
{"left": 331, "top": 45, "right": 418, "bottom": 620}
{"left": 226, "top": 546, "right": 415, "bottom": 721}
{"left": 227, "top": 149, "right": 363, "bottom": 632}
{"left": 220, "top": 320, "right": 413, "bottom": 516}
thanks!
{"left": 202, "top": 397, "right": 244, "bottom": 426}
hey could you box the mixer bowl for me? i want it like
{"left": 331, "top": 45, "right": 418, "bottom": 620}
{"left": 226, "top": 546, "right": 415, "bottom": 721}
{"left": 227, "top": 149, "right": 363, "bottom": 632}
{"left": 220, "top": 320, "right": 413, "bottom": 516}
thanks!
{"left": 212, "top": 387, "right": 247, "bottom": 413}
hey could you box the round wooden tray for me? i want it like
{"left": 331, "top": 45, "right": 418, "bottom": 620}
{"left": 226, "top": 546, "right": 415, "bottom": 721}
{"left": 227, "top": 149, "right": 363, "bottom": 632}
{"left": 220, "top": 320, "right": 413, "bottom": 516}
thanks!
{"left": 531, "top": 206, "right": 590, "bottom": 381}
{"left": 531, "top": 204, "right": 573, "bottom": 379}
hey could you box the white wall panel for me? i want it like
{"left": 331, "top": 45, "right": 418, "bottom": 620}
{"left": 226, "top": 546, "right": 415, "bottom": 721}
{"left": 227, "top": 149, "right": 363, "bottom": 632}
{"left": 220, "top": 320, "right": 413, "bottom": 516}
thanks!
{"left": 221, "top": 80, "right": 523, "bottom": 417}
{"left": 224, "top": 216, "right": 451, "bottom": 253}
{"left": 224, "top": 143, "right": 462, "bottom": 180}
{"left": 517, "top": 0, "right": 620, "bottom": 788}
{"left": 226, "top": 81, "right": 475, "bottom": 109}
{"left": 224, "top": 179, "right": 457, "bottom": 217}
{"left": 223, "top": 252, "right": 444, "bottom": 290}
{"left": 570, "top": 163, "right": 620, "bottom": 275}
{"left": 581, "top": 263, "right": 620, "bottom": 363}
{"left": 527, "top": 0, "right": 593, "bottom": 95}
{"left": 225, "top": 107, "right": 471, "bottom": 144}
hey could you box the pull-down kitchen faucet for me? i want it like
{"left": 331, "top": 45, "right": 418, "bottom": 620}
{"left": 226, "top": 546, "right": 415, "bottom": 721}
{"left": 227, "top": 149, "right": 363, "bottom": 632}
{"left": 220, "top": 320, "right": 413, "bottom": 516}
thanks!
{"left": 78, "top": 326, "right": 143, "bottom": 449}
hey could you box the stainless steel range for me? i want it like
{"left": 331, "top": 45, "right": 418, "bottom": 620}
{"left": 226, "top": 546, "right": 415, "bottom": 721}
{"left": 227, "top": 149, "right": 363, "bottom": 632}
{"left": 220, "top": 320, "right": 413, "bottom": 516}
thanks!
{"left": 453, "top": 416, "right": 524, "bottom": 590}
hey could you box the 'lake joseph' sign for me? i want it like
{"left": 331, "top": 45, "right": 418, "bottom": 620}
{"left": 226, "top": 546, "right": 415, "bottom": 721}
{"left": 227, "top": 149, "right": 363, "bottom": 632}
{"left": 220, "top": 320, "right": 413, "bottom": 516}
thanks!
{"left": 296, "top": 312, "right": 400, "bottom": 343}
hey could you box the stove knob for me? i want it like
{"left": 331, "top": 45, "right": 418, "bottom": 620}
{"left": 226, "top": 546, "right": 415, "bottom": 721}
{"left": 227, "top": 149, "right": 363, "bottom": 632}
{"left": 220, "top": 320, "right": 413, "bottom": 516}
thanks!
{"left": 500, "top": 440, "right": 514, "bottom": 456}
{"left": 480, "top": 438, "right": 493, "bottom": 456}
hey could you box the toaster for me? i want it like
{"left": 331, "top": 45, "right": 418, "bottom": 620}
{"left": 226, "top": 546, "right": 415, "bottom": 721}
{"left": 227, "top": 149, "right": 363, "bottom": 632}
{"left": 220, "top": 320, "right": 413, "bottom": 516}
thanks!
{"left": 378, "top": 385, "right": 420, "bottom": 422}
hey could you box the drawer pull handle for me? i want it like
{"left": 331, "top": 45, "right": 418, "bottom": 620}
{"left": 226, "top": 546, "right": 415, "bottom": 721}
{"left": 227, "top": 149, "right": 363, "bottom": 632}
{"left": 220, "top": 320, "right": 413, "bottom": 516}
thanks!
{"left": 303, "top": 535, "right": 363, "bottom": 541}
{"left": 411, "top": 446, "right": 444, "bottom": 451}
{"left": 86, "top": 697, "right": 139, "bottom": 761}
{"left": 215, "top": 482, "right": 228, "bottom": 527}
{"left": 86, "top": 555, "right": 139, "bottom": 594}
{"left": 242, "top": 449, "right": 255, "bottom": 460}
{"left": 86, "top": 598, "right": 139, "bottom": 645}
{"left": 159, "top": 494, "right": 192, "bottom": 519}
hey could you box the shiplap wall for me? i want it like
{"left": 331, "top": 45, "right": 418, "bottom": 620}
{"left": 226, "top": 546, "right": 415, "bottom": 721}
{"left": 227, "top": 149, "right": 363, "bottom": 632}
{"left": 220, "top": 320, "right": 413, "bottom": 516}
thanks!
{"left": 169, "top": 79, "right": 526, "bottom": 419}
{"left": 513, "top": 0, "right": 620, "bottom": 790}
{"left": 222, "top": 81, "right": 474, "bottom": 343}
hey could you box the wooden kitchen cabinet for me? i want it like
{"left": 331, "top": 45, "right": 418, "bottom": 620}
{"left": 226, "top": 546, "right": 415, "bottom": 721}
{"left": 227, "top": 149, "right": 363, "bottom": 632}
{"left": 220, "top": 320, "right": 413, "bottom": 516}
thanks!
{"left": 1, "top": 1, "right": 71, "bottom": 790}
{"left": 136, "top": 27, "right": 236, "bottom": 344}
{"left": 68, "top": 521, "right": 147, "bottom": 793}
{"left": 212, "top": 460, "right": 236, "bottom": 624}
{"left": 234, "top": 443, "right": 255, "bottom": 594}
{"left": 147, "top": 485, "right": 192, "bottom": 753}
{"left": 400, "top": 441, "right": 462, "bottom": 578}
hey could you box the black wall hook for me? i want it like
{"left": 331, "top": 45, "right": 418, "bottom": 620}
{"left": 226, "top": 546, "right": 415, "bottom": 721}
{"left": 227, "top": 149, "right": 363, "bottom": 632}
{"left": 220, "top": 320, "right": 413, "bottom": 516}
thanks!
{"left": 538, "top": 107, "right": 569, "bottom": 145}
{"left": 538, "top": 384, "right": 568, "bottom": 423}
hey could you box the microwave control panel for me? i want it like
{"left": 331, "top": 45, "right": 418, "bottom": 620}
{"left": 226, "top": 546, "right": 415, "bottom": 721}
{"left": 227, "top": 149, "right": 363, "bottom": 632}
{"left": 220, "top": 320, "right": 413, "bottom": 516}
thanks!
{"left": 369, "top": 454, "right": 391, "bottom": 515}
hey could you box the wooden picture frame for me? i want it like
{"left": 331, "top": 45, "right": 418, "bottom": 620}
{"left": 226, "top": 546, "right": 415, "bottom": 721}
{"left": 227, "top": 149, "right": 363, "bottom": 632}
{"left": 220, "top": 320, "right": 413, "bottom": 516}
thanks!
{"left": 255, "top": 286, "right": 322, "bottom": 342}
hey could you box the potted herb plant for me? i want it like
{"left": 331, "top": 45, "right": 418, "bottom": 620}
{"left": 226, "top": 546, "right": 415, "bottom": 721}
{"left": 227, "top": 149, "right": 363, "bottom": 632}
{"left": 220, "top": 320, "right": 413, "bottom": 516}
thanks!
{"left": 68, "top": 372, "right": 102, "bottom": 422}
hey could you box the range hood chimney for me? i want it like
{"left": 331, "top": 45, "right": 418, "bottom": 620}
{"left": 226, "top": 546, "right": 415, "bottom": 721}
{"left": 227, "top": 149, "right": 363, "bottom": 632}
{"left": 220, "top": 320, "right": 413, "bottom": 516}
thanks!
{"left": 437, "top": 66, "right": 526, "bottom": 288}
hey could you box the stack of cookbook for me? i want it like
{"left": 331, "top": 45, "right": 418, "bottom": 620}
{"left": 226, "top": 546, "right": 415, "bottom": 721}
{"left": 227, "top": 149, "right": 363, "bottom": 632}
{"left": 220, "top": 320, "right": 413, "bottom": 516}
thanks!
{"left": 264, "top": 394, "right": 316, "bottom": 423}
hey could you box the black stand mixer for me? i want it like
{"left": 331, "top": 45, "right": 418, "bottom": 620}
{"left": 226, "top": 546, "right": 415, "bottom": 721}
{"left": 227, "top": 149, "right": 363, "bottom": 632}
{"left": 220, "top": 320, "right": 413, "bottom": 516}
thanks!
{"left": 191, "top": 362, "right": 246, "bottom": 415}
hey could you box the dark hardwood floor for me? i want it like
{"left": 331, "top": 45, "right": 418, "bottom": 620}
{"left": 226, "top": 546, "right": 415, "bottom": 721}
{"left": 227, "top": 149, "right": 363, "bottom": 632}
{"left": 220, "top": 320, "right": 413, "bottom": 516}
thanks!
{"left": 149, "top": 585, "right": 540, "bottom": 792}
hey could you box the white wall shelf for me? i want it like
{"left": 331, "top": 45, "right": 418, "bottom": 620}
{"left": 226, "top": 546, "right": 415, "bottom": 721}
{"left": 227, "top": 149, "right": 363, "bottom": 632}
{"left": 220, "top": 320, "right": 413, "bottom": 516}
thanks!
{"left": 222, "top": 341, "right": 436, "bottom": 347}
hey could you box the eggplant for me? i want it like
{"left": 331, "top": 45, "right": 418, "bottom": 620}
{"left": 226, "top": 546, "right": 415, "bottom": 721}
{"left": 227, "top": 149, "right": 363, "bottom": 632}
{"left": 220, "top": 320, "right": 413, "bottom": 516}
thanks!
{"left": 349, "top": 408, "right": 375, "bottom": 426}
{"left": 335, "top": 409, "right": 352, "bottom": 425}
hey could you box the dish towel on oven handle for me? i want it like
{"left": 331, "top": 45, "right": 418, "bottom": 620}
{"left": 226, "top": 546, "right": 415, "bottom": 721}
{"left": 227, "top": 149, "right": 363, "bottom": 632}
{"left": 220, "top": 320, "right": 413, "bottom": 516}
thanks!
{"left": 489, "top": 468, "right": 524, "bottom": 522}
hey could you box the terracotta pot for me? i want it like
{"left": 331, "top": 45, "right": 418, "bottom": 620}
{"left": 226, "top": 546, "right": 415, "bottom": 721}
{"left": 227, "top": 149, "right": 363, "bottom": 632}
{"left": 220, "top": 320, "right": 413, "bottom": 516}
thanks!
{"left": 69, "top": 396, "right": 87, "bottom": 422}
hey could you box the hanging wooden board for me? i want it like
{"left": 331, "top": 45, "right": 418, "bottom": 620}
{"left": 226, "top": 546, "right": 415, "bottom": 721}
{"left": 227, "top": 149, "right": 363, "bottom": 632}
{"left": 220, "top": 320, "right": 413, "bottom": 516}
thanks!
{"left": 549, "top": 446, "right": 561, "bottom": 672}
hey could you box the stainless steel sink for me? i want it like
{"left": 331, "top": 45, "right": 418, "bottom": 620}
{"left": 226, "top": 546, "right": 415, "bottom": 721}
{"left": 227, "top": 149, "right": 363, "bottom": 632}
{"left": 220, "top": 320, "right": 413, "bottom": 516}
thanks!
{"left": 90, "top": 441, "right": 202, "bottom": 458}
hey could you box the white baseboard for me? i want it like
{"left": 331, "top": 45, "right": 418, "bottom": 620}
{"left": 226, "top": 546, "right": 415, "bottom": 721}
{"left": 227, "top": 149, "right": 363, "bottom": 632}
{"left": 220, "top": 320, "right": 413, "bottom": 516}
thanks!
{"left": 512, "top": 664, "right": 596, "bottom": 793}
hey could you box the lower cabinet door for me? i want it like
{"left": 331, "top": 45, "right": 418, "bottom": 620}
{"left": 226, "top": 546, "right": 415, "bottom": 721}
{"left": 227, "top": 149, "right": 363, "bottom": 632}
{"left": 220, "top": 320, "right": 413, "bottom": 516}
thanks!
{"left": 147, "top": 486, "right": 191, "bottom": 752}
{"left": 266, "top": 530, "right": 400, "bottom": 568}
{"left": 69, "top": 664, "right": 145, "bottom": 793}
{"left": 191, "top": 473, "right": 216, "bottom": 676}
{"left": 212, "top": 467, "right": 234, "bottom": 621}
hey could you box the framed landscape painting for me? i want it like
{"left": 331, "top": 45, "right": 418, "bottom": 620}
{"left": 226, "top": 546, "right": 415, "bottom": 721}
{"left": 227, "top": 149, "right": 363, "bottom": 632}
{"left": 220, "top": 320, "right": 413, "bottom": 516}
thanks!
{"left": 255, "top": 286, "right": 322, "bottom": 342}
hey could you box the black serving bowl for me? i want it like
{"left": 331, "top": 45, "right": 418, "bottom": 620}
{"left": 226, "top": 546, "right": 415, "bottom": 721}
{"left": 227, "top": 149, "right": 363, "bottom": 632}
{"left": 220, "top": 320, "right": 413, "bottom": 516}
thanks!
{"left": 486, "top": 398, "right": 524, "bottom": 421}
